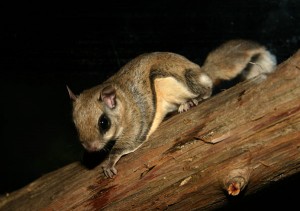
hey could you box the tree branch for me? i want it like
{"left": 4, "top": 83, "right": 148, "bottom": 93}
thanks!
{"left": 1, "top": 50, "right": 300, "bottom": 210}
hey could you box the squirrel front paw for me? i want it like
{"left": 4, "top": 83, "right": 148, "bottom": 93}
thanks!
{"left": 101, "top": 160, "right": 118, "bottom": 178}
{"left": 103, "top": 166, "right": 117, "bottom": 178}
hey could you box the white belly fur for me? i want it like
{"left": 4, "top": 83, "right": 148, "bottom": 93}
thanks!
{"left": 147, "top": 77, "right": 197, "bottom": 138}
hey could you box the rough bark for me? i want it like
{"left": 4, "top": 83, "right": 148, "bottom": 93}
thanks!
{"left": 1, "top": 50, "right": 300, "bottom": 211}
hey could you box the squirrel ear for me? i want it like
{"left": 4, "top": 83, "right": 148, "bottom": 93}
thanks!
{"left": 66, "top": 85, "right": 77, "bottom": 101}
{"left": 100, "top": 85, "right": 116, "bottom": 109}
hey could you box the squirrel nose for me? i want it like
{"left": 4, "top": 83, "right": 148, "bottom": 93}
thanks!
{"left": 82, "top": 141, "right": 101, "bottom": 152}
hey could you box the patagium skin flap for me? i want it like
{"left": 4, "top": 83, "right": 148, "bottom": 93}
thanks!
{"left": 68, "top": 39, "right": 277, "bottom": 178}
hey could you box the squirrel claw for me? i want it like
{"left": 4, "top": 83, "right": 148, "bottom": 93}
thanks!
{"left": 103, "top": 166, "right": 117, "bottom": 178}
{"left": 178, "top": 99, "right": 198, "bottom": 113}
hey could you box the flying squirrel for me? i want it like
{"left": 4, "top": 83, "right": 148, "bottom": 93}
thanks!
{"left": 67, "top": 39, "right": 277, "bottom": 178}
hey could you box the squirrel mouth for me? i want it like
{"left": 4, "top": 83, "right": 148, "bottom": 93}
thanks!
{"left": 99, "top": 140, "right": 116, "bottom": 153}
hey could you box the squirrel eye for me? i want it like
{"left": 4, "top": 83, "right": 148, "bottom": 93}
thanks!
{"left": 98, "top": 114, "right": 111, "bottom": 134}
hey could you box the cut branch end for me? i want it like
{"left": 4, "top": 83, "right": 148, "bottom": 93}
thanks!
{"left": 223, "top": 168, "right": 251, "bottom": 196}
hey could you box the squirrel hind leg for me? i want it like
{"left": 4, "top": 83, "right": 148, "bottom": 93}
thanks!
{"left": 185, "top": 69, "right": 213, "bottom": 98}
{"left": 178, "top": 72, "right": 213, "bottom": 113}
{"left": 178, "top": 99, "right": 199, "bottom": 113}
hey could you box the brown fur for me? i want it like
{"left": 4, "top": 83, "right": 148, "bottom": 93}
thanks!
{"left": 69, "top": 40, "right": 276, "bottom": 178}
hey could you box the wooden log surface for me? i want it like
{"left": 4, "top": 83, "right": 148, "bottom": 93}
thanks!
{"left": 1, "top": 50, "right": 300, "bottom": 210}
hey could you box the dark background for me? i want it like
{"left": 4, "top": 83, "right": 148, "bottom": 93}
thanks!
{"left": 1, "top": 0, "right": 300, "bottom": 209}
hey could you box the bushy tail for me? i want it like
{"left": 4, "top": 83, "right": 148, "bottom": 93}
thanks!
{"left": 202, "top": 40, "right": 277, "bottom": 85}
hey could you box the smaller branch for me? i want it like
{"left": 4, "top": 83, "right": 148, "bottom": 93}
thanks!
{"left": 223, "top": 168, "right": 251, "bottom": 196}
